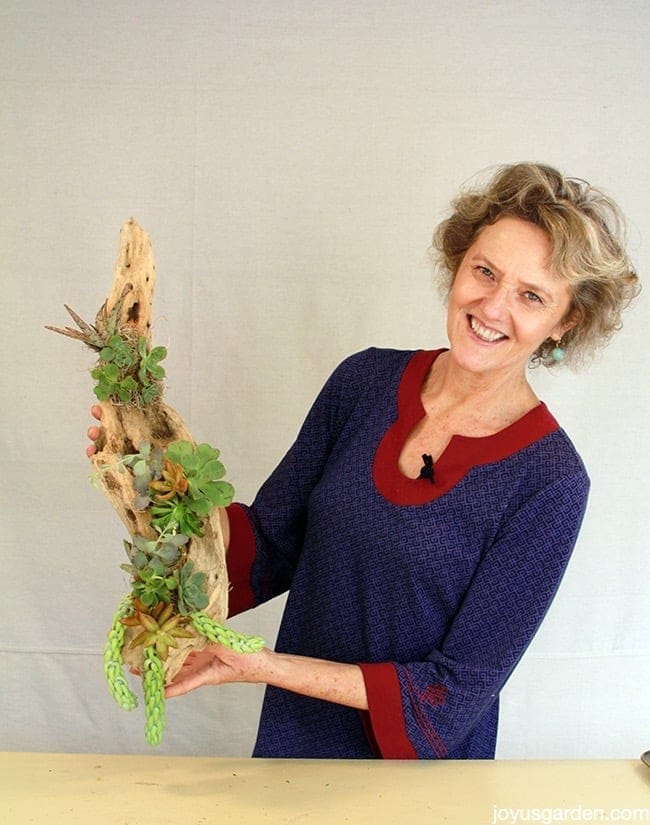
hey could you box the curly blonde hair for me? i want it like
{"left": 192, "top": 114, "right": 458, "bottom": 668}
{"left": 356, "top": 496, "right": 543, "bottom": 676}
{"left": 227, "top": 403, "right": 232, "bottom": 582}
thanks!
{"left": 432, "top": 163, "right": 640, "bottom": 367}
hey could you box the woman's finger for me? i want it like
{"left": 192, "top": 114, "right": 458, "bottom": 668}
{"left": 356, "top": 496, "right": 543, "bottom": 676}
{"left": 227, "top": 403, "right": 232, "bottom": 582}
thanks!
{"left": 87, "top": 425, "right": 101, "bottom": 441}
{"left": 87, "top": 406, "right": 103, "bottom": 457}
{"left": 86, "top": 423, "right": 101, "bottom": 457}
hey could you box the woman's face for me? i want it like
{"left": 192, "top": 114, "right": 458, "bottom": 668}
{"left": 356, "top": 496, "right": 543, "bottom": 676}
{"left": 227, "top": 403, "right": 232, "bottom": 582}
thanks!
{"left": 446, "top": 216, "right": 574, "bottom": 381}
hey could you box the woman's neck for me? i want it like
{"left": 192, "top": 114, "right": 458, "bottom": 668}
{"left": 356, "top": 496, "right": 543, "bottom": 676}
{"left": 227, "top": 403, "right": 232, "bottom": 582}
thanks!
{"left": 423, "top": 351, "right": 539, "bottom": 429}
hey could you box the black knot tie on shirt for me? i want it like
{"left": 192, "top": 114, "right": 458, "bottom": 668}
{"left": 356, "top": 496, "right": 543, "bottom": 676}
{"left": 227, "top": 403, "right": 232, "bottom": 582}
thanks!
{"left": 418, "top": 454, "right": 434, "bottom": 483}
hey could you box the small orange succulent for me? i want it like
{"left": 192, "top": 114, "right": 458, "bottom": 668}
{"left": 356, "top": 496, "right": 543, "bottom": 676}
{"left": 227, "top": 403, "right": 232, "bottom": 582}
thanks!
{"left": 121, "top": 599, "right": 194, "bottom": 660}
{"left": 148, "top": 459, "right": 188, "bottom": 500}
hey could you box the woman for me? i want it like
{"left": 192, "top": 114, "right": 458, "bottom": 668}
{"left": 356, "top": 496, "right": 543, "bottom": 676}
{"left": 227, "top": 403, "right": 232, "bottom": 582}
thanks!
{"left": 88, "top": 163, "right": 639, "bottom": 759}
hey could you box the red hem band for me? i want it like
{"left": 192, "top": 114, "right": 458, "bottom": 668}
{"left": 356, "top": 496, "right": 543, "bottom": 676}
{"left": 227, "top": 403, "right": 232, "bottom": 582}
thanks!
{"left": 359, "top": 662, "right": 418, "bottom": 759}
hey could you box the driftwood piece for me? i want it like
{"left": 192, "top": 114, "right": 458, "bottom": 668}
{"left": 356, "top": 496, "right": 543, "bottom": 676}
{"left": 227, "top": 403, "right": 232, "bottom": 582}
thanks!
{"left": 48, "top": 219, "right": 228, "bottom": 683}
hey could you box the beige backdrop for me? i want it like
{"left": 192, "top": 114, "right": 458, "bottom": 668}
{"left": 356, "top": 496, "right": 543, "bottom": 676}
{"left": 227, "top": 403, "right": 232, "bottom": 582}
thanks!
{"left": 2, "top": 0, "right": 649, "bottom": 759}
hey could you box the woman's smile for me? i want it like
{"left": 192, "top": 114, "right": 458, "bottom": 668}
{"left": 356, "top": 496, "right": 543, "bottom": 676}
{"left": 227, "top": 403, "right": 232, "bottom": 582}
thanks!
{"left": 467, "top": 315, "right": 508, "bottom": 344}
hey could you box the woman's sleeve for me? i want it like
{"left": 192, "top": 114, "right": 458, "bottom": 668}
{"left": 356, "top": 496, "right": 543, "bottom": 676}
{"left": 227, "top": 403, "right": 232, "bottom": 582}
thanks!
{"left": 225, "top": 351, "right": 368, "bottom": 617}
{"left": 358, "top": 470, "right": 590, "bottom": 758}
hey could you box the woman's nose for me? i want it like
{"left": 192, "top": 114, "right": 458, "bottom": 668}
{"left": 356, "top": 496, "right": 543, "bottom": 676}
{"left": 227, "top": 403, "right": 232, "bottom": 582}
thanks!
{"left": 480, "top": 284, "right": 510, "bottom": 318}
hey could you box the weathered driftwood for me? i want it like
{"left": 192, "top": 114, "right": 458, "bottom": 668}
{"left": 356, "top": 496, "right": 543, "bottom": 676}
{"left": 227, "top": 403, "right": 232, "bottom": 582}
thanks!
{"left": 47, "top": 219, "right": 228, "bottom": 683}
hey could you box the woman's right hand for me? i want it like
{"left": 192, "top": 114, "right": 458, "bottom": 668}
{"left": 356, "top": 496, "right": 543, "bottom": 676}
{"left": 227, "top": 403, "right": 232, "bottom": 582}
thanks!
{"left": 86, "top": 404, "right": 102, "bottom": 457}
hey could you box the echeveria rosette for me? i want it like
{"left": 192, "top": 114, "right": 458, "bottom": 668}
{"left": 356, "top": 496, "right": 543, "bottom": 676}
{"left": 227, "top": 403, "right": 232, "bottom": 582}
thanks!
{"left": 164, "top": 441, "right": 235, "bottom": 509}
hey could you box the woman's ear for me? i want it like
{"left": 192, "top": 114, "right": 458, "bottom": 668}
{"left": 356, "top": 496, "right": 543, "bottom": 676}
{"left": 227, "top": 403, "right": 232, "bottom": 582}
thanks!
{"left": 558, "top": 306, "right": 582, "bottom": 339}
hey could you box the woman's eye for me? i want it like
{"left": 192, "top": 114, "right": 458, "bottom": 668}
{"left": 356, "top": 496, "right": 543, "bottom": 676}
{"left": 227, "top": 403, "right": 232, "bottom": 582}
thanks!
{"left": 524, "top": 290, "right": 543, "bottom": 304}
{"left": 476, "top": 266, "right": 493, "bottom": 279}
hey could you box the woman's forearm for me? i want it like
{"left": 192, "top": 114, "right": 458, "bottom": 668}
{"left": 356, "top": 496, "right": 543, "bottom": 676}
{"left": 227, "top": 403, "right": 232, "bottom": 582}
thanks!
{"left": 260, "top": 649, "right": 368, "bottom": 710}
{"left": 166, "top": 644, "right": 369, "bottom": 711}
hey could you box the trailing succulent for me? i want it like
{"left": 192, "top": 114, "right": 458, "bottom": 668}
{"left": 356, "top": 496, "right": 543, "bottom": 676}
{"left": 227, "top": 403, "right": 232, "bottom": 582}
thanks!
{"left": 104, "top": 437, "right": 265, "bottom": 745}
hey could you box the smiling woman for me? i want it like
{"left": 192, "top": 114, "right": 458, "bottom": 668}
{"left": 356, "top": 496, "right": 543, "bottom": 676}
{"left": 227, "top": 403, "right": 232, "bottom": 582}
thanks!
{"left": 445, "top": 217, "right": 575, "bottom": 384}
{"left": 87, "top": 162, "right": 640, "bottom": 761}
{"left": 432, "top": 163, "right": 639, "bottom": 368}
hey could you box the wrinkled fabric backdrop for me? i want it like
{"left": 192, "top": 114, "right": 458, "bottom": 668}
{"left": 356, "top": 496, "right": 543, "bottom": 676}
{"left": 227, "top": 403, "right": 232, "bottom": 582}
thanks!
{"left": 2, "top": 0, "right": 648, "bottom": 758}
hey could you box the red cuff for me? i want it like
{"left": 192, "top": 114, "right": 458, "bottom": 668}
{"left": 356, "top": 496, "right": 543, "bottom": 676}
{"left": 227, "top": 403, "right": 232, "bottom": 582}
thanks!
{"left": 359, "top": 662, "right": 417, "bottom": 759}
{"left": 225, "top": 503, "right": 257, "bottom": 617}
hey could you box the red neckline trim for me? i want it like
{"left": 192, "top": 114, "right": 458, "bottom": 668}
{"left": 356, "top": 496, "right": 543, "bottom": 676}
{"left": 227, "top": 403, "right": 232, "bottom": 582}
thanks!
{"left": 372, "top": 349, "right": 559, "bottom": 505}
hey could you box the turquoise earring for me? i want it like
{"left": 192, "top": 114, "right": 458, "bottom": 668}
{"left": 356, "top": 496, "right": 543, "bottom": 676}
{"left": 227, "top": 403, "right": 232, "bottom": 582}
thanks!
{"left": 551, "top": 339, "right": 565, "bottom": 362}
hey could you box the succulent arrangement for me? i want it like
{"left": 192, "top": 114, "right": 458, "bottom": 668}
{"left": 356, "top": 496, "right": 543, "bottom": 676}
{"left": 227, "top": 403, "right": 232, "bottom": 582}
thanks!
{"left": 48, "top": 220, "right": 264, "bottom": 746}
{"left": 103, "top": 435, "right": 265, "bottom": 745}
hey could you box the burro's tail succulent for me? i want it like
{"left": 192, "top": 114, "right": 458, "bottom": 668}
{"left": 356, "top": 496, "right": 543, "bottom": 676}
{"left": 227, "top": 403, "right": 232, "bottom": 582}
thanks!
{"left": 48, "top": 219, "right": 264, "bottom": 745}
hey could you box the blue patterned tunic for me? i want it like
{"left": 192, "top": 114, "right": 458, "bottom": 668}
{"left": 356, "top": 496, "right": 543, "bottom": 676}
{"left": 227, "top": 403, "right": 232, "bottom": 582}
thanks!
{"left": 226, "top": 348, "right": 590, "bottom": 758}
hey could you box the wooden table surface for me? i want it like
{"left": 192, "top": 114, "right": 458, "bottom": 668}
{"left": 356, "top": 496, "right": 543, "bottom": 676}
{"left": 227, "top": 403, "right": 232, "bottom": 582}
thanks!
{"left": 1, "top": 751, "right": 648, "bottom": 824}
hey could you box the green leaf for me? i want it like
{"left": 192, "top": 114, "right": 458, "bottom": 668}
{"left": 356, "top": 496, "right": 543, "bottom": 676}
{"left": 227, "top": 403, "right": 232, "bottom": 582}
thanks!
{"left": 146, "top": 364, "right": 165, "bottom": 380}
{"left": 147, "top": 558, "right": 165, "bottom": 577}
{"left": 141, "top": 384, "right": 160, "bottom": 404}
{"left": 148, "top": 346, "right": 167, "bottom": 363}
{"left": 103, "top": 363, "right": 120, "bottom": 382}
{"left": 186, "top": 481, "right": 217, "bottom": 504}
{"left": 93, "top": 385, "right": 111, "bottom": 401}
{"left": 187, "top": 496, "right": 212, "bottom": 517}
{"left": 133, "top": 536, "right": 157, "bottom": 554}
{"left": 132, "top": 459, "right": 148, "bottom": 477}
{"left": 121, "top": 376, "right": 138, "bottom": 391}
{"left": 182, "top": 455, "right": 199, "bottom": 474}
{"left": 166, "top": 441, "right": 193, "bottom": 464}
{"left": 200, "top": 459, "right": 225, "bottom": 480}
{"left": 189, "top": 590, "right": 208, "bottom": 610}
{"left": 156, "top": 544, "right": 181, "bottom": 566}
{"left": 166, "top": 533, "right": 190, "bottom": 548}
{"left": 196, "top": 443, "right": 220, "bottom": 462}
{"left": 204, "top": 480, "right": 234, "bottom": 507}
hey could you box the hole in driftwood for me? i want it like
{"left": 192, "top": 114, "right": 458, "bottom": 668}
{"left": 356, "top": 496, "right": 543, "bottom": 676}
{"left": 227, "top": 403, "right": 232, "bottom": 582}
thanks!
{"left": 151, "top": 413, "right": 174, "bottom": 441}
{"left": 127, "top": 302, "right": 139, "bottom": 322}
{"left": 104, "top": 473, "right": 119, "bottom": 492}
